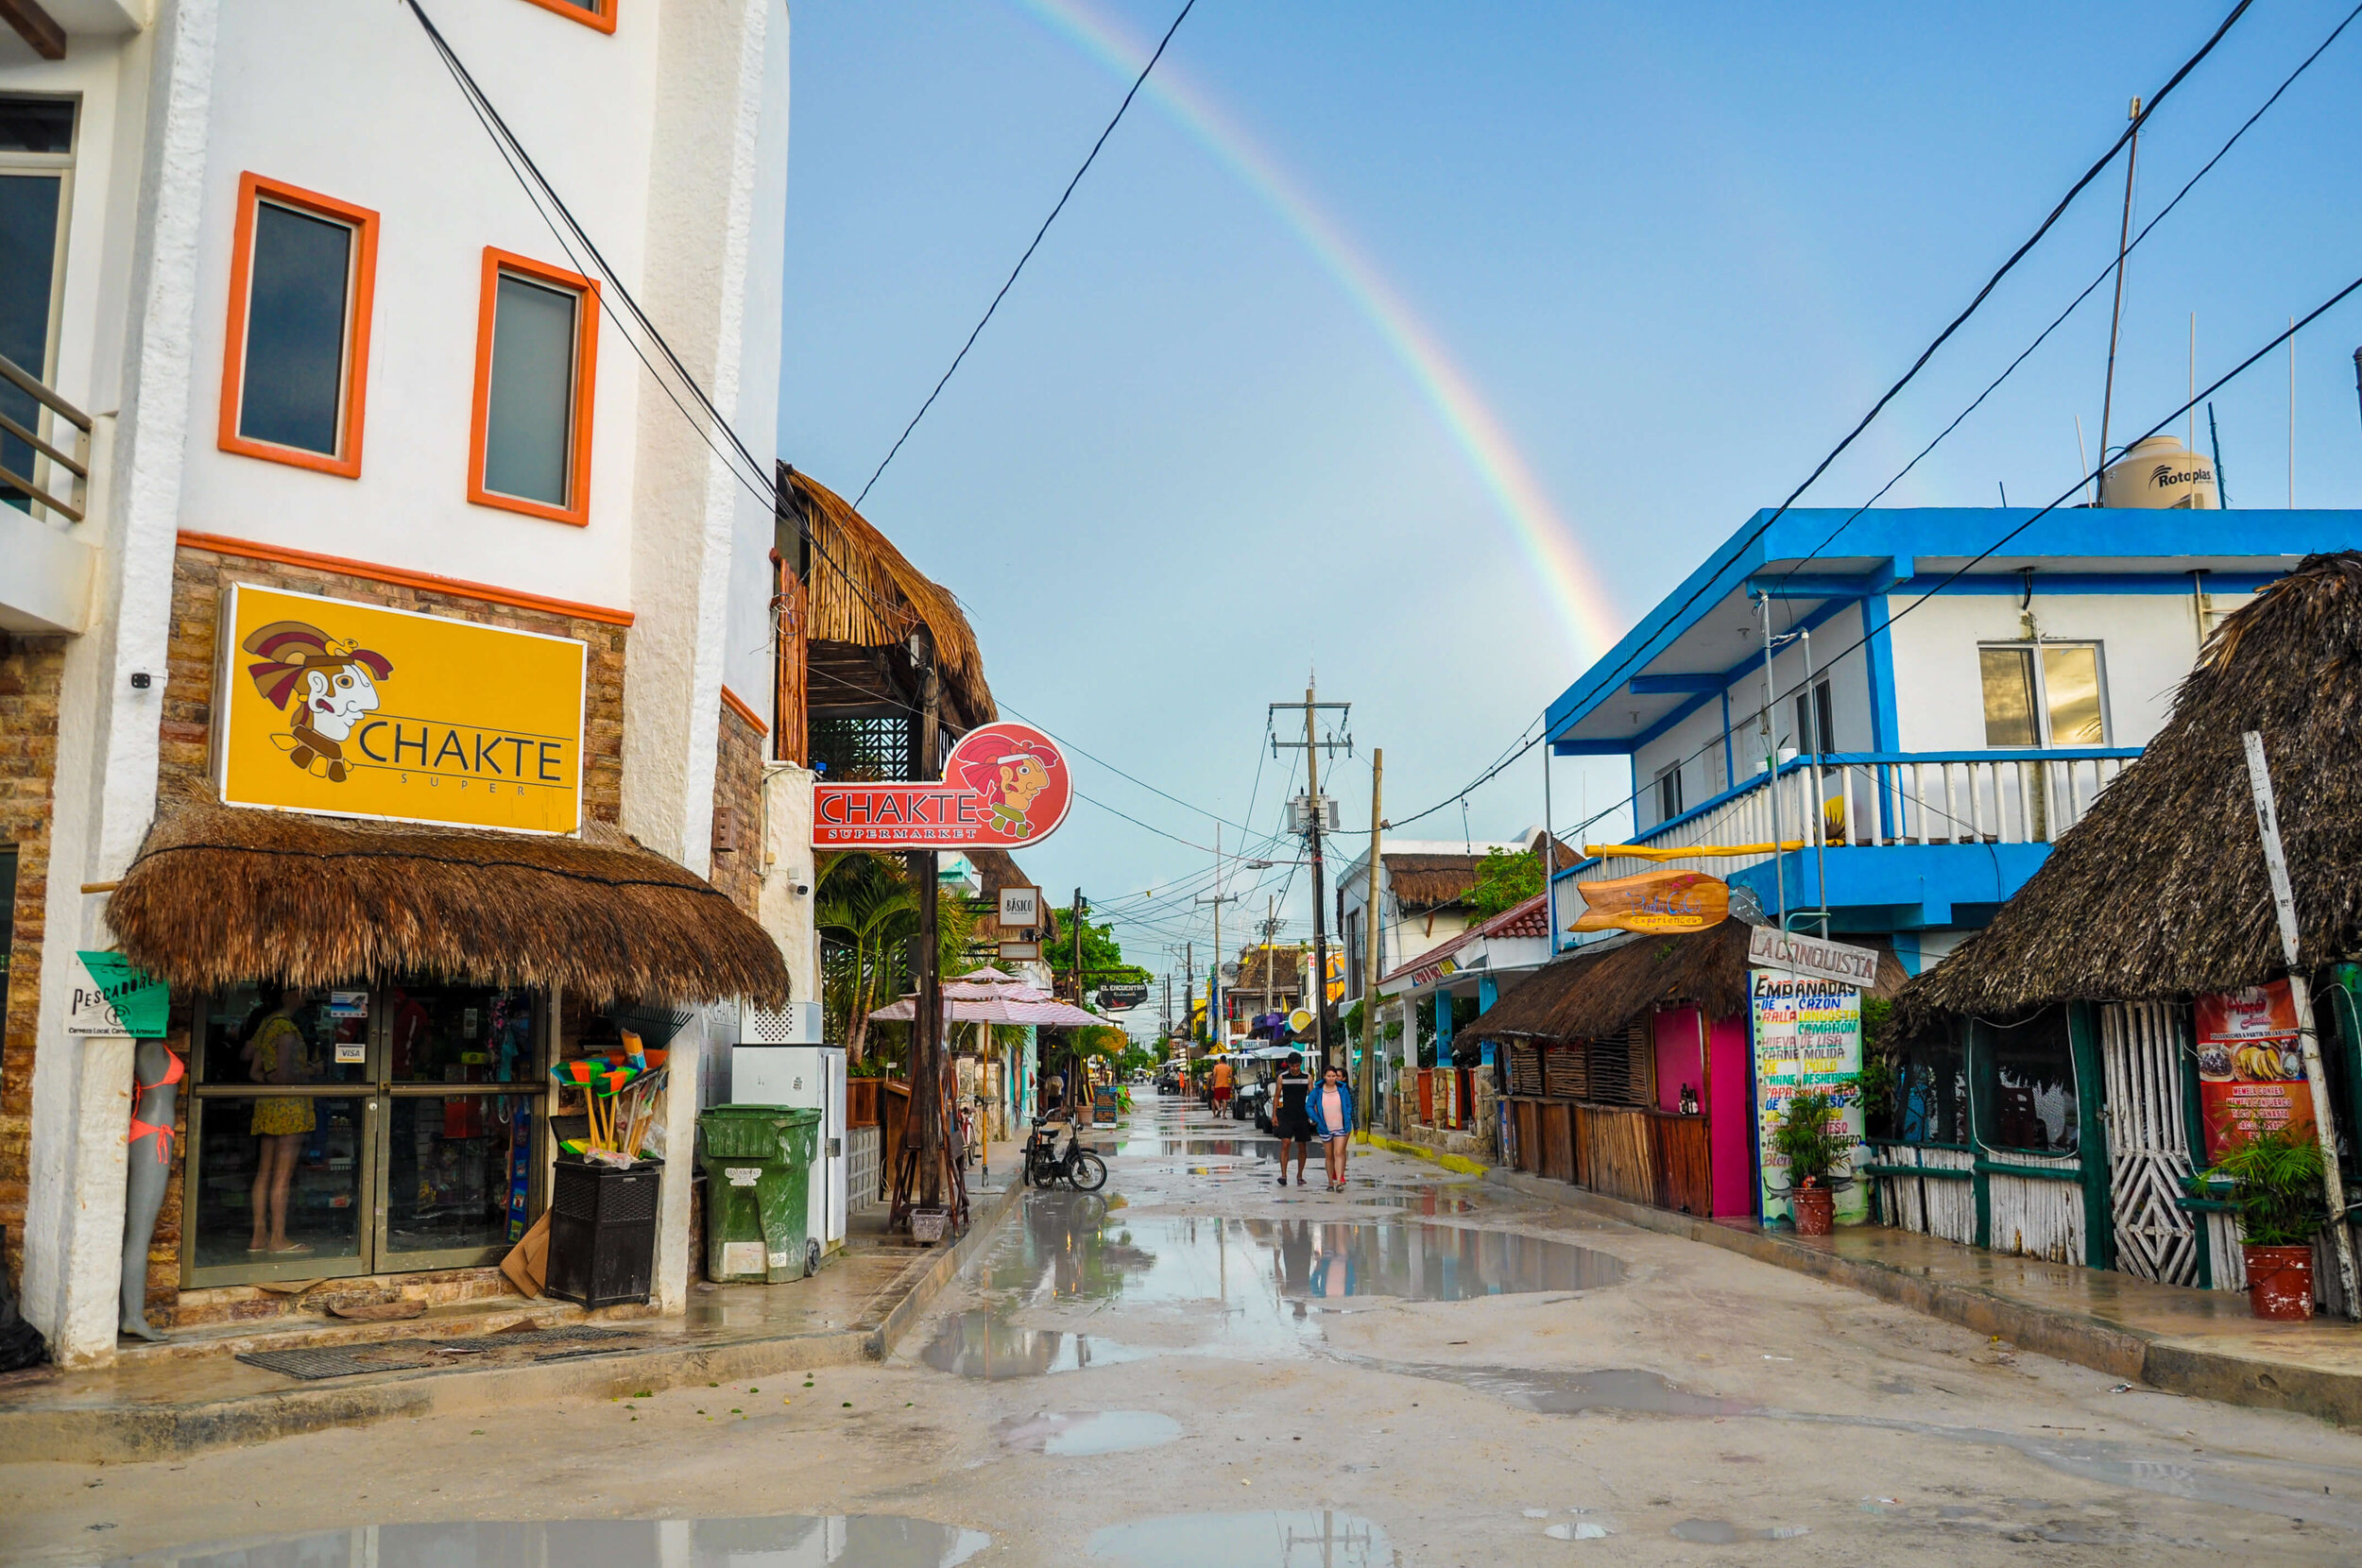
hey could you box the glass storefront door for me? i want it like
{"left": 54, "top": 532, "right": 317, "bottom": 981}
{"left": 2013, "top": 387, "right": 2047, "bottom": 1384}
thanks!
{"left": 185, "top": 981, "right": 548, "bottom": 1288}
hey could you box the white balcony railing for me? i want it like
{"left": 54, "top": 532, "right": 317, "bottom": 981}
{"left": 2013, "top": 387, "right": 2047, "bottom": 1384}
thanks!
{"left": 1575, "top": 748, "right": 2142, "bottom": 886}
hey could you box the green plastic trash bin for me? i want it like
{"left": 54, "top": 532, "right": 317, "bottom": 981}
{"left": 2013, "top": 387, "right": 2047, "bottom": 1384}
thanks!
{"left": 697, "top": 1105, "right": 822, "bottom": 1284}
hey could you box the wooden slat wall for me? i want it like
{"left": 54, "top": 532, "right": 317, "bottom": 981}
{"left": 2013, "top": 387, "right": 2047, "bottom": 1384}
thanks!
{"left": 1578, "top": 1105, "right": 1656, "bottom": 1205}
{"left": 773, "top": 563, "right": 808, "bottom": 764}
{"left": 1542, "top": 1043, "right": 1588, "bottom": 1099}
{"left": 1657, "top": 1114, "right": 1712, "bottom": 1216}
{"left": 1542, "top": 1103, "right": 1576, "bottom": 1184}
{"left": 1515, "top": 1100, "right": 1541, "bottom": 1173}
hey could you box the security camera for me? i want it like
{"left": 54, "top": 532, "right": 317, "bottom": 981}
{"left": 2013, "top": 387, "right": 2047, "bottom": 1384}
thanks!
{"left": 793, "top": 880, "right": 812, "bottom": 897}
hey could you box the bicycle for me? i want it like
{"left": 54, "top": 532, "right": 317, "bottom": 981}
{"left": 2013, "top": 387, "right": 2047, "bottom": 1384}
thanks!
{"left": 1021, "top": 1116, "right": 1108, "bottom": 1191}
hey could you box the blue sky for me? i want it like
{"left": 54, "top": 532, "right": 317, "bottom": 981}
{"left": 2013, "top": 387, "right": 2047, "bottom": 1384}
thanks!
{"left": 779, "top": 1, "right": 2362, "bottom": 985}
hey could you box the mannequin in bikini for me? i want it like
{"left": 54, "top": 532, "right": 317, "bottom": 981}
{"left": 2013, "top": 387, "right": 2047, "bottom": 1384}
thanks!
{"left": 121, "top": 1037, "right": 184, "bottom": 1340}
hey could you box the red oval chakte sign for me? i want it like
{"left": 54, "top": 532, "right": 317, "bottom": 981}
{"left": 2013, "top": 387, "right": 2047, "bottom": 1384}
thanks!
{"left": 812, "top": 722, "right": 1073, "bottom": 850}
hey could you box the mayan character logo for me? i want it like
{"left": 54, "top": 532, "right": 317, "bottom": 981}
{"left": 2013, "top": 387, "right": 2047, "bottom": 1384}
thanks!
{"left": 953, "top": 730, "right": 1062, "bottom": 839}
{"left": 242, "top": 621, "right": 394, "bottom": 783}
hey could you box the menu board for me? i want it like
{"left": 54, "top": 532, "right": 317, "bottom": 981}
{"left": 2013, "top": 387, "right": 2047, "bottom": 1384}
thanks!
{"left": 2194, "top": 980, "right": 2311, "bottom": 1161}
{"left": 1752, "top": 970, "right": 1866, "bottom": 1226}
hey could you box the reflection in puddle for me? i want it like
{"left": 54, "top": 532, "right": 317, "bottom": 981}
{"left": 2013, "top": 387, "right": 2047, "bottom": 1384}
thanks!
{"left": 919, "top": 1311, "right": 1147, "bottom": 1380}
{"left": 1087, "top": 1510, "right": 1394, "bottom": 1567}
{"left": 1669, "top": 1518, "right": 1809, "bottom": 1543}
{"left": 123, "top": 1516, "right": 990, "bottom": 1567}
{"left": 997, "top": 1409, "right": 1182, "bottom": 1456}
{"left": 1382, "top": 1362, "right": 1752, "bottom": 1418}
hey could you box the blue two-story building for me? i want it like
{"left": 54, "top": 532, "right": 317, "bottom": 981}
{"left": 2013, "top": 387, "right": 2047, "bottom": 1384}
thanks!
{"left": 1548, "top": 507, "right": 2362, "bottom": 971}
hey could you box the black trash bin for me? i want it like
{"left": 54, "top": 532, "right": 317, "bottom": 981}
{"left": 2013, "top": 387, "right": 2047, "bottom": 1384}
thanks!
{"left": 544, "top": 1156, "right": 662, "bottom": 1308}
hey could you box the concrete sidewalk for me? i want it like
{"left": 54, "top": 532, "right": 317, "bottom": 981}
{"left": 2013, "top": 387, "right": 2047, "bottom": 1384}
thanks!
{"left": 1484, "top": 1164, "right": 2362, "bottom": 1430}
{"left": 0, "top": 1166, "right": 1024, "bottom": 1464}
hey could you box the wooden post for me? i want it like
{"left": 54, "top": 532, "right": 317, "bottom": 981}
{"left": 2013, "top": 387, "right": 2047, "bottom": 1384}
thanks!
{"left": 2241, "top": 730, "right": 2360, "bottom": 1317}
{"left": 1357, "top": 749, "right": 1384, "bottom": 1134}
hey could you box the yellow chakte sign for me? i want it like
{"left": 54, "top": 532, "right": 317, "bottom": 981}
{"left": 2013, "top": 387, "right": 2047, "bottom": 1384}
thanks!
{"left": 218, "top": 584, "right": 587, "bottom": 835}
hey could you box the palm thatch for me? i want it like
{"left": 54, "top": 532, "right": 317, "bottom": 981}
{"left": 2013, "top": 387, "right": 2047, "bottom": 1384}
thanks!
{"left": 109, "top": 787, "right": 790, "bottom": 1006}
{"left": 1466, "top": 922, "right": 1899, "bottom": 1044}
{"left": 1900, "top": 551, "right": 2362, "bottom": 1025}
{"left": 1384, "top": 853, "right": 1488, "bottom": 909}
{"left": 781, "top": 466, "right": 994, "bottom": 726}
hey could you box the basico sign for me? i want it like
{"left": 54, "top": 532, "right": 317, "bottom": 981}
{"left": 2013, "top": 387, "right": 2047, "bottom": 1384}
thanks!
{"left": 813, "top": 722, "right": 1073, "bottom": 850}
{"left": 218, "top": 584, "right": 587, "bottom": 835}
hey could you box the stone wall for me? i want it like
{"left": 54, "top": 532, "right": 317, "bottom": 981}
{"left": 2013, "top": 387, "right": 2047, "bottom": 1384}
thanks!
{"left": 0, "top": 633, "right": 66, "bottom": 1292}
{"left": 163, "top": 542, "right": 631, "bottom": 820}
{"left": 710, "top": 694, "right": 765, "bottom": 917}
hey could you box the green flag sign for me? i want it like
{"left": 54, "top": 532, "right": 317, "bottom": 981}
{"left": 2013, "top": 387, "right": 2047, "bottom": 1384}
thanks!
{"left": 69, "top": 951, "right": 169, "bottom": 1039}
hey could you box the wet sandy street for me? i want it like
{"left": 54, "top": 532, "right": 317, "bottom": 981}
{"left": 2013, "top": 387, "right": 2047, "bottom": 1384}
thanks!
{"left": 12, "top": 1091, "right": 2362, "bottom": 1566}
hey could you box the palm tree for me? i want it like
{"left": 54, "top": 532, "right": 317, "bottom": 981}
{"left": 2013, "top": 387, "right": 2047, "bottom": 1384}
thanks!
{"left": 816, "top": 855, "right": 916, "bottom": 1066}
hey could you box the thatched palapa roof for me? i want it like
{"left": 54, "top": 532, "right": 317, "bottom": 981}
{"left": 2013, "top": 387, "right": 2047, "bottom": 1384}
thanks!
{"left": 1465, "top": 921, "right": 1899, "bottom": 1043}
{"left": 110, "top": 790, "right": 791, "bottom": 1006}
{"left": 1383, "top": 853, "right": 1489, "bottom": 909}
{"left": 782, "top": 466, "right": 994, "bottom": 727}
{"left": 1901, "top": 552, "right": 2362, "bottom": 1023}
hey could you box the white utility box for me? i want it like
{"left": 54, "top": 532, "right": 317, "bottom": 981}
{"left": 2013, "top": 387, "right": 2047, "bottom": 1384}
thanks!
{"left": 732, "top": 1026, "right": 846, "bottom": 1253}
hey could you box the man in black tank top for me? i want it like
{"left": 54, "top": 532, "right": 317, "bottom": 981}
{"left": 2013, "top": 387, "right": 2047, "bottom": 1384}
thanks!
{"left": 1272, "top": 1053, "right": 1314, "bottom": 1188}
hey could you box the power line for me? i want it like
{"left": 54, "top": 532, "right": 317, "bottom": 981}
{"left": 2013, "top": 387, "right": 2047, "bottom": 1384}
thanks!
{"left": 1771, "top": 0, "right": 2362, "bottom": 598}
{"left": 1382, "top": 0, "right": 2258, "bottom": 838}
{"left": 854, "top": 0, "right": 1198, "bottom": 506}
{"left": 1561, "top": 276, "right": 2362, "bottom": 861}
{"left": 1549, "top": 0, "right": 2251, "bottom": 731}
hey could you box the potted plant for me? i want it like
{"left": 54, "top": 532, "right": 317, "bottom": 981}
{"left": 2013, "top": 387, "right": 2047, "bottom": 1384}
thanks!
{"left": 1772, "top": 1088, "right": 1851, "bottom": 1236}
{"left": 2198, "top": 1125, "right": 2328, "bottom": 1321}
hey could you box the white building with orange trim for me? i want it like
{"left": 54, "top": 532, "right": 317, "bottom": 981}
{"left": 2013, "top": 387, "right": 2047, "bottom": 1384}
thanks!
{"left": 0, "top": 0, "right": 802, "bottom": 1365}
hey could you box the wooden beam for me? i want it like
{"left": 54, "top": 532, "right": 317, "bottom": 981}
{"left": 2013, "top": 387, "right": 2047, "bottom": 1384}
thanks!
{"left": 0, "top": 0, "right": 65, "bottom": 60}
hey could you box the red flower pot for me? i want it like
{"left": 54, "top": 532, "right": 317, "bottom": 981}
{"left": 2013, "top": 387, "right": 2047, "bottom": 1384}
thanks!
{"left": 1791, "top": 1183, "right": 1835, "bottom": 1237}
{"left": 2244, "top": 1243, "right": 2316, "bottom": 1321}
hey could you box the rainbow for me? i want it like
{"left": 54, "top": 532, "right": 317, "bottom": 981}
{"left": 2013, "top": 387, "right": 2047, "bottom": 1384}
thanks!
{"left": 1011, "top": 0, "right": 1625, "bottom": 661}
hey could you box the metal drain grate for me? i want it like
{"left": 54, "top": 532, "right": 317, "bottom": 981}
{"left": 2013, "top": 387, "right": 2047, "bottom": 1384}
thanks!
{"left": 236, "top": 1326, "right": 645, "bottom": 1381}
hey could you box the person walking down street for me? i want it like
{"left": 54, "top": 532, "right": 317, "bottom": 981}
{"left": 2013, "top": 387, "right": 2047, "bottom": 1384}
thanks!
{"left": 1273, "top": 1053, "right": 1314, "bottom": 1187}
{"left": 1209, "top": 1056, "right": 1234, "bottom": 1116}
{"left": 1311, "top": 1063, "right": 1355, "bottom": 1191}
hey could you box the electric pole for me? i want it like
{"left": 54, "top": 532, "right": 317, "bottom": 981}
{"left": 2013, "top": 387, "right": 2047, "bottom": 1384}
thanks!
{"left": 1358, "top": 748, "right": 1385, "bottom": 1132}
{"left": 1272, "top": 682, "right": 1352, "bottom": 1071}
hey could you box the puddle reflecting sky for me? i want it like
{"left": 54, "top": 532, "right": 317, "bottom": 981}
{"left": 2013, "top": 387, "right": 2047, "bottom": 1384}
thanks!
{"left": 112, "top": 1517, "right": 989, "bottom": 1568}
{"left": 1087, "top": 1510, "right": 1394, "bottom": 1567}
{"left": 996, "top": 1409, "right": 1182, "bottom": 1456}
{"left": 917, "top": 1183, "right": 1626, "bottom": 1378}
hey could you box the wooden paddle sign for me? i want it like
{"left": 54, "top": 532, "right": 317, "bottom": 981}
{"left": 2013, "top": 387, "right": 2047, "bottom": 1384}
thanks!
{"left": 1563, "top": 867, "right": 1730, "bottom": 934}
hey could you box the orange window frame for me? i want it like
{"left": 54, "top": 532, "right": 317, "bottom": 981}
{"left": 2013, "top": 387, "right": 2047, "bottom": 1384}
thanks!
{"left": 468, "top": 247, "right": 601, "bottom": 527}
{"left": 516, "top": 0, "right": 616, "bottom": 34}
{"left": 217, "top": 173, "right": 379, "bottom": 478}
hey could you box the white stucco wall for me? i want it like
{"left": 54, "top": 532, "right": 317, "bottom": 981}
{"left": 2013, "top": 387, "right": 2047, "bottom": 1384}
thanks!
{"left": 1886, "top": 589, "right": 2214, "bottom": 753}
{"left": 12, "top": 0, "right": 793, "bottom": 1365}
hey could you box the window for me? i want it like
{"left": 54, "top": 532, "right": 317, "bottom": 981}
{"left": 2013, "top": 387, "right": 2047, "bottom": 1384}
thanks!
{"left": 1977, "top": 1007, "right": 2080, "bottom": 1156}
{"left": 218, "top": 174, "right": 378, "bottom": 476}
{"left": 517, "top": 0, "right": 617, "bottom": 32}
{"left": 1, "top": 95, "right": 75, "bottom": 516}
{"left": 1654, "top": 761, "right": 1683, "bottom": 824}
{"left": 1978, "top": 642, "right": 2107, "bottom": 748}
{"left": 469, "top": 248, "right": 599, "bottom": 525}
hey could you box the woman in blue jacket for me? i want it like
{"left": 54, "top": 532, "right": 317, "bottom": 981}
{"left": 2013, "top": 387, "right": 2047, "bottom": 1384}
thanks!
{"left": 1309, "top": 1062, "right": 1356, "bottom": 1191}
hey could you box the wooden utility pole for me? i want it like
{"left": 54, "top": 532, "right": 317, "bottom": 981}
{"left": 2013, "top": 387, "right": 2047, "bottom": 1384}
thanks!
{"left": 1271, "top": 685, "right": 1353, "bottom": 1073}
{"left": 1071, "top": 887, "right": 1086, "bottom": 1118}
{"left": 2241, "top": 731, "right": 2360, "bottom": 1317}
{"left": 1303, "top": 686, "right": 1332, "bottom": 1072}
{"left": 1357, "top": 748, "right": 1385, "bottom": 1132}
